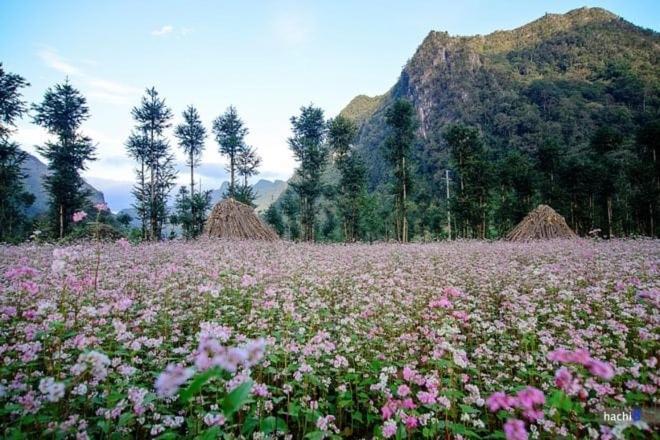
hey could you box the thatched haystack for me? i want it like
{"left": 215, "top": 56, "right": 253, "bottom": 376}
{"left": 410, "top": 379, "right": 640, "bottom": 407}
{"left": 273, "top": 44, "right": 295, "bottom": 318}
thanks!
{"left": 204, "top": 198, "right": 279, "bottom": 240}
{"left": 506, "top": 204, "right": 578, "bottom": 241}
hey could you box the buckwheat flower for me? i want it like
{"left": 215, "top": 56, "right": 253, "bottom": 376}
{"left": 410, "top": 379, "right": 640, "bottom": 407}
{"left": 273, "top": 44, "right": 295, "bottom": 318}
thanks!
{"left": 243, "top": 338, "right": 266, "bottom": 366}
{"left": 316, "top": 415, "right": 335, "bottom": 432}
{"left": 397, "top": 384, "right": 411, "bottom": 397}
{"left": 203, "top": 413, "right": 226, "bottom": 426}
{"left": 381, "top": 400, "right": 398, "bottom": 419}
{"left": 486, "top": 392, "right": 516, "bottom": 412}
{"left": 72, "top": 211, "right": 87, "bottom": 223}
{"left": 18, "top": 391, "right": 41, "bottom": 414}
{"left": 51, "top": 259, "right": 66, "bottom": 275}
{"left": 150, "top": 424, "right": 164, "bottom": 436}
{"left": 240, "top": 274, "right": 256, "bottom": 287}
{"left": 417, "top": 389, "right": 438, "bottom": 405}
{"left": 585, "top": 359, "right": 615, "bottom": 380}
{"left": 39, "top": 377, "right": 65, "bottom": 402}
{"left": 503, "top": 418, "right": 528, "bottom": 440}
{"left": 401, "top": 398, "right": 416, "bottom": 410}
{"left": 437, "top": 395, "right": 451, "bottom": 410}
{"left": 252, "top": 383, "right": 269, "bottom": 397}
{"left": 554, "top": 367, "right": 575, "bottom": 392}
{"left": 155, "top": 364, "right": 193, "bottom": 398}
{"left": 382, "top": 420, "right": 397, "bottom": 438}
{"left": 405, "top": 415, "right": 418, "bottom": 429}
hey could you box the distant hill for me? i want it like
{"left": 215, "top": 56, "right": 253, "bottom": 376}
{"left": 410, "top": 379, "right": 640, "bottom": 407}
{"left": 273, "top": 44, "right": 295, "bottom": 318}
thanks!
{"left": 209, "top": 179, "right": 287, "bottom": 213}
{"left": 21, "top": 151, "right": 105, "bottom": 217}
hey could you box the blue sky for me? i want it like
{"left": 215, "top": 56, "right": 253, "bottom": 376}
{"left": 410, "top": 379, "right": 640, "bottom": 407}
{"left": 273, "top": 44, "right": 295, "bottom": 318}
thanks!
{"left": 1, "top": 0, "right": 658, "bottom": 210}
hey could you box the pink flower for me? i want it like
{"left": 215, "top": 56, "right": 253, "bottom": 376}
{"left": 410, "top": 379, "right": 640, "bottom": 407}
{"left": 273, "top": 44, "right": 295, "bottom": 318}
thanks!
{"left": 72, "top": 211, "right": 87, "bottom": 223}
{"left": 397, "top": 384, "right": 410, "bottom": 397}
{"left": 95, "top": 203, "right": 109, "bottom": 212}
{"left": 405, "top": 415, "right": 418, "bottom": 429}
{"left": 554, "top": 367, "right": 574, "bottom": 392}
{"left": 203, "top": 413, "right": 226, "bottom": 426}
{"left": 382, "top": 420, "right": 397, "bottom": 438}
{"left": 381, "top": 400, "right": 398, "bottom": 420}
{"left": 417, "top": 389, "right": 438, "bottom": 405}
{"left": 585, "top": 359, "right": 615, "bottom": 380}
{"left": 486, "top": 391, "right": 516, "bottom": 412}
{"left": 515, "top": 387, "right": 544, "bottom": 408}
{"left": 401, "top": 398, "right": 416, "bottom": 409}
{"left": 402, "top": 366, "right": 415, "bottom": 381}
{"left": 503, "top": 418, "right": 528, "bottom": 440}
{"left": 547, "top": 348, "right": 590, "bottom": 365}
{"left": 155, "top": 364, "right": 193, "bottom": 398}
{"left": 443, "top": 286, "right": 463, "bottom": 297}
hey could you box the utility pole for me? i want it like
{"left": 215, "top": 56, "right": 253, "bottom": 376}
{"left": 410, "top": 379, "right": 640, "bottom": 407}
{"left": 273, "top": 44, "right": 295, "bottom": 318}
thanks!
{"left": 446, "top": 169, "right": 452, "bottom": 240}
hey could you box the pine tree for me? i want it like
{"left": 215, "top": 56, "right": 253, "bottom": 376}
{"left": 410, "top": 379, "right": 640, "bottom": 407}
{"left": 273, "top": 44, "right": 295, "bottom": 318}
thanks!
{"left": 32, "top": 80, "right": 96, "bottom": 239}
{"left": 444, "top": 124, "right": 491, "bottom": 238}
{"left": 128, "top": 87, "right": 175, "bottom": 240}
{"left": 213, "top": 106, "right": 247, "bottom": 198}
{"left": 384, "top": 99, "right": 416, "bottom": 242}
{"left": 0, "top": 64, "right": 33, "bottom": 242}
{"left": 328, "top": 115, "right": 365, "bottom": 241}
{"left": 264, "top": 204, "right": 285, "bottom": 236}
{"left": 174, "top": 105, "right": 206, "bottom": 198}
{"left": 235, "top": 145, "right": 261, "bottom": 206}
{"left": 174, "top": 105, "right": 206, "bottom": 237}
{"left": 288, "top": 105, "right": 328, "bottom": 241}
{"left": 590, "top": 127, "right": 624, "bottom": 238}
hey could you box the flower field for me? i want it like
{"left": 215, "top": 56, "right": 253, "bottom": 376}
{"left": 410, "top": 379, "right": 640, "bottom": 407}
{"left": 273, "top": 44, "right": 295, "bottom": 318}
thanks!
{"left": 0, "top": 238, "right": 658, "bottom": 439}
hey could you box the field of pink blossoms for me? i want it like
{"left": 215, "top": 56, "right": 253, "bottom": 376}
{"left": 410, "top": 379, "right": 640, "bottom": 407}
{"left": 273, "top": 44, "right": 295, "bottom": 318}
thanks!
{"left": 0, "top": 238, "right": 658, "bottom": 439}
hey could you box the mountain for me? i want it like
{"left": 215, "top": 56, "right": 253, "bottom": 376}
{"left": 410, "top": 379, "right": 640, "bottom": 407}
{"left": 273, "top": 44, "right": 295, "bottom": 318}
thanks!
{"left": 340, "top": 7, "right": 659, "bottom": 194}
{"left": 21, "top": 151, "right": 106, "bottom": 217}
{"left": 209, "top": 179, "right": 287, "bottom": 213}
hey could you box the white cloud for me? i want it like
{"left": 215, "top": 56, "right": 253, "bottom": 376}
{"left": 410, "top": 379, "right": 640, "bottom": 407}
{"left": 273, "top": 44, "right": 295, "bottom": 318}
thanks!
{"left": 38, "top": 49, "right": 81, "bottom": 76}
{"left": 151, "top": 25, "right": 174, "bottom": 37}
{"left": 36, "top": 48, "right": 140, "bottom": 106}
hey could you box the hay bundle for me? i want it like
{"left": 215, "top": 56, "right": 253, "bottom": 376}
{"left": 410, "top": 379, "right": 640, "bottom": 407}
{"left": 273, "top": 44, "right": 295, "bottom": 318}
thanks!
{"left": 204, "top": 198, "right": 279, "bottom": 240}
{"left": 506, "top": 204, "right": 578, "bottom": 241}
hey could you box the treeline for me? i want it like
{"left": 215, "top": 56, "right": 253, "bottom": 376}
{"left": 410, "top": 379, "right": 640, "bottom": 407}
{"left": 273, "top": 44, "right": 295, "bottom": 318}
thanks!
{"left": 0, "top": 64, "right": 262, "bottom": 243}
{"left": 266, "top": 99, "right": 659, "bottom": 242}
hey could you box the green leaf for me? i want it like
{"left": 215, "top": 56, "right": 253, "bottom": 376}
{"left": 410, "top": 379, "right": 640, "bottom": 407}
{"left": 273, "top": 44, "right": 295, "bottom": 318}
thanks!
{"left": 260, "top": 416, "right": 288, "bottom": 434}
{"left": 118, "top": 412, "right": 134, "bottom": 427}
{"left": 548, "top": 390, "right": 572, "bottom": 412}
{"left": 305, "top": 431, "right": 325, "bottom": 440}
{"left": 180, "top": 367, "right": 222, "bottom": 403}
{"left": 459, "top": 404, "right": 480, "bottom": 414}
{"left": 222, "top": 380, "right": 253, "bottom": 416}
{"left": 97, "top": 420, "right": 110, "bottom": 434}
{"left": 197, "top": 426, "right": 220, "bottom": 440}
{"left": 450, "top": 423, "right": 480, "bottom": 438}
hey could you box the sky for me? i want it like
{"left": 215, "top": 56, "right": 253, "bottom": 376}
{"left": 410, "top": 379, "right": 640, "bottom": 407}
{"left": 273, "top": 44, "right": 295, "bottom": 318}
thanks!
{"left": 1, "top": 0, "right": 658, "bottom": 211}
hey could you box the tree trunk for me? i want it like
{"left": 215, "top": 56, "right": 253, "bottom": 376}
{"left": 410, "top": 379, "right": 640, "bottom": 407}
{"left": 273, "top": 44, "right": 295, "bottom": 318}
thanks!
{"left": 59, "top": 204, "right": 64, "bottom": 239}
{"left": 141, "top": 158, "right": 146, "bottom": 239}
{"left": 402, "top": 157, "right": 407, "bottom": 243}
{"left": 607, "top": 196, "right": 613, "bottom": 238}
